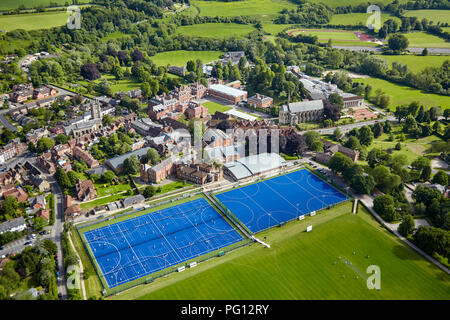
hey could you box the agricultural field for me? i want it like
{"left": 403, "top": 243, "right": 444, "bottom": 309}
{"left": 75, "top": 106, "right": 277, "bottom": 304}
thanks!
{"left": 176, "top": 23, "right": 256, "bottom": 39}
{"left": 309, "top": 0, "right": 408, "bottom": 7}
{"left": 0, "top": 11, "right": 70, "bottom": 31}
{"left": 190, "top": 0, "right": 297, "bottom": 18}
{"left": 329, "top": 13, "right": 401, "bottom": 28}
{"left": 149, "top": 50, "right": 223, "bottom": 67}
{"left": 109, "top": 202, "right": 450, "bottom": 300}
{"left": 353, "top": 77, "right": 450, "bottom": 109}
{"left": 0, "top": 0, "right": 91, "bottom": 10}
{"left": 403, "top": 10, "right": 450, "bottom": 24}
{"left": 262, "top": 22, "right": 295, "bottom": 35}
{"left": 399, "top": 32, "right": 450, "bottom": 49}
{"left": 380, "top": 54, "right": 450, "bottom": 73}
{"left": 203, "top": 101, "right": 232, "bottom": 114}
{"left": 286, "top": 28, "right": 378, "bottom": 46}
{"left": 101, "top": 31, "right": 131, "bottom": 42}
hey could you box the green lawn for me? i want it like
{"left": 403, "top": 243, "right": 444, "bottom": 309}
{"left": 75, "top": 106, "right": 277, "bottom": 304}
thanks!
{"left": 203, "top": 101, "right": 232, "bottom": 114}
{"left": 80, "top": 192, "right": 129, "bottom": 210}
{"left": 95, "top": 182, "right": 132, "bottom": 197}
{"left": 381, "top": 54, "right": 450, "bottom": 73}
{"left": 329, "top": 13, "right": 401, "bottom": 27}
{"left": 190, "top": 0, "right": 297, "bottom": 18}
{"left": 0, "top": 0, "right": 91, "bottom": 10}
{"left": 176, "top": 23, "right": 256, "bottom": 38}
{"left": 360, "top": 126, "right": 443, "bottom": 165}
{"left": 261, "top": 22, "right": 295, "bottom": 35}
{"left": 149, "top": 50, "right": 223, "bottom": 67}
{"left": 0, "top": 11, "right": 69, "bottom": 31}
{"left": 110, "top": 201, "right": 450, "bottom": 300}
{"left": 101, "top": 31, "right": 131, "bottom": 42}
{"left": 353, "top": 77, "right": 450, "bottom": 109}
{"left": 404, "top": 10, "right": 450, "bottom": 24}
{"left": 399, "top": 32, "right": 450, "bottom": 48}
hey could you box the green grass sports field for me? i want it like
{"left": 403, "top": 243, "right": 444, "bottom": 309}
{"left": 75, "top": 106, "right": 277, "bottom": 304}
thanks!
{"left": 0, "top": 11, "right": 69, "bottom": 31}
{"left": 354, "top": 77, "right": 450, "bottom": 109}
{"left": 149, "top": 50, "right": 223, "bottom": 67}
{"left": 381, "top": 54, "right": 450, "bottom": 73}
{"left": 108, "top": 202, "right": 449, "bottom": 300}
{"left": 190, "top": 0, "right": 297, "bottom": 17}
{"left": 176, "top": 23, "right": 256, "bottom": 39}
{"left": 0, "top": 0, "right": 91, "bottom": 10}
{"left": 203, "top": 101, "right": 232, "bottom": 114}
{"left": 399, "top": 32, "right": 450, "bottom": 49}
{"left": 404, "top": 10, "right": 450, "bottom": 24}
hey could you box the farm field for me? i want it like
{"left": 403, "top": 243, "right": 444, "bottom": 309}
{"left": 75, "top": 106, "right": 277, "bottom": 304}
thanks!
{"left": 380, "top": 54, "right": 450, "bottom": 73}
{"left": 190, "top": 0, "right": 297, "bottom": 17}
{"left": 400, "top": 32, "right": 450, "bottom": 49}
{"left": 149, "top": 50, "right": 222, "bottom": 67}
{"left": 202, "top": 101, "right": 232, "bottom": 114}
{"left": 109, "top": 201, "right": 450, "bottom": 300}
{"left": 287, "top": 28, "right": 359, "bottom": 41}
{"left": 0, "top": 11, "right": 69, "bottom": 31}
{"left": 353, "top": 77, "right": 450, "bottom": 109}
{"left": 309, "top": 0, "right": 408, "bottom": 6}
{"left": 176, "top": 23, "right": 256, "bottom": 38}
{"left": 404, "top": 10, "right": 450, "bottom": 24}
{"left": 329, "top": 13, "right": 401, "bottom": 27}
{"left": 262, "top": 22, "right": 296, "bottom": 35}
{"left": 0, "top": 0, "right": 91, "bottom": 10}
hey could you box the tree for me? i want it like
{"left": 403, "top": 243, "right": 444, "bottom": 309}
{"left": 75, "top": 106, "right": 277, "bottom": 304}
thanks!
{"left": 358, "top": 126, "right": 374, "bottom": 146}
{"left": 332, "top": 128, "right": 342, "bottom": 141}
{"left": 102, "top": 114, "right": 113, "bottom": 127}
{"left": 412, "top": 185, "right": 442, "bottom": 207}
{"left": 388, "top": 34, "right": 409, "bottom": 51}
{"left": 33, "top": 217, "right": 47, "bottom": 231}
{"left": 421, "top": 166, "right": 432, "bottom": 181}
{"left": 310, "top": 141, "right": 323, "bottom": 152}
{"left": 432, "top": 170, "right": 448, "bottom": 186}
{"left": 398, "top": 214, "right": 415, "bottom": 237}
{"left": 36, "top": 137, "right": 55, "bottom": 153}
{"left": 344, "top": 136, "right": 361, "bottom": 150}
{"left": 303, "top": 131, "right": 321, "bottom": 149}
{"left": 146, "top": 148, "right": 160, "bottom": 165}
{"left": 372, "top": 122, "right": 383, "bottom": 138}
{"left": 413, "top": 226, "right": 450, "bottom": 259}
{"left": 328, "top": 152, "right": 354, "bottom": 175}
{"left": 55, "top": 134, "right": 68, "bottom": 145}
{"left": 122, "top": 155, "right": 140, "bottom": 175}
{"left": 1, "top": 196, "right": 19, "bottom": 220}
{"left": 102, "top": 170, "right": 115, "bottom": 183}
{"left": 374, "top": 194, "right": 399, "bottom": 222}
{"left": 411, "top": 156, "right": 431, "bottom": 180}
{"left": 142, "top": 186, "right": 156, "bottom": 198}
{"left": 54, "top": 167, "right": 72, "bottom": 189}
{"left": 328, "top": 93, "right": 344, "bottom": 109}
{"left": 67, "top": 171, "right": 79, "bottom": 186}
{"left": 350, "top": 174, "right": 375, "bottom": 195}
{"left": 81, "top": 63, "right": 101, "bottom": 80}
{"left": 383, "top": 121, "right": 392, "bottom": 133}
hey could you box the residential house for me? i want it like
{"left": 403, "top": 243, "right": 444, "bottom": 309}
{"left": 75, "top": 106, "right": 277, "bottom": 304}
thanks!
{"left": 75, "top": 179, "right": 97, "bottom": 201}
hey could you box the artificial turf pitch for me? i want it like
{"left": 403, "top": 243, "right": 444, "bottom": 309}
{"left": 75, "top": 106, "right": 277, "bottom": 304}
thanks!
{"left": 84, "top": 198, "right": 243, "bottom": 288}
{"left": 215, "top": 169, "right": 348, "bottom": 233}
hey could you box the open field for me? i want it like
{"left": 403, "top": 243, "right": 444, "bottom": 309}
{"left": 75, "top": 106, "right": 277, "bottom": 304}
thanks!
{"left": 0, "top": 11, "right": 69, "bottom": 31}
{"left": 329, "top": 13, "right": 401, "bottom": 27}
{"left": 176, "top": 23, "right": 256, "bottom": 38}
{"left": 404, "top": 10, "right": 450, "bottom": 24}
{"left": 149, "top": 50, "right": 222, "bottom": 67}
{"left": 203, "top": 101, "right": 232, "bottom": 114}
{"left": 381, "top": 54, "right": 450, "bottom": 73}
{"left": 190, "top": 0, "right": 297, "bottom": 18}
{"left": 309, "top": 0, "right": 408, "bottom": 7}
{"left": 353, "top": 77, "right": 450, "bottom": 109}
{"left": 359, "top": 126, "right": 443, "bottom": 165}
{"left": 108, "top": 201, "right": 450, "bottom": 300}
{"left": 0, "top": 0, "right": 91, "bottom": 10}
{"left": 400, "top": 32, "right": 450, "bottom": 49}
{"left": 287, "top": 28, "right": 359, "bottom": 41}
{"left": 262, "top": 22, "right": 295, "bottom": 35}
{"left": 101, "top": 31, "right": 131, "bottom": 42}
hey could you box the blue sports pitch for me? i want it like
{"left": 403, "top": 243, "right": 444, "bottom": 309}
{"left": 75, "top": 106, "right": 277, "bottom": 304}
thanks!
{"left": 83, "top": 198, "right": 243, "bottom": 288}
{"left": 215, "top": 169, "right": 348, "bottom": 233}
